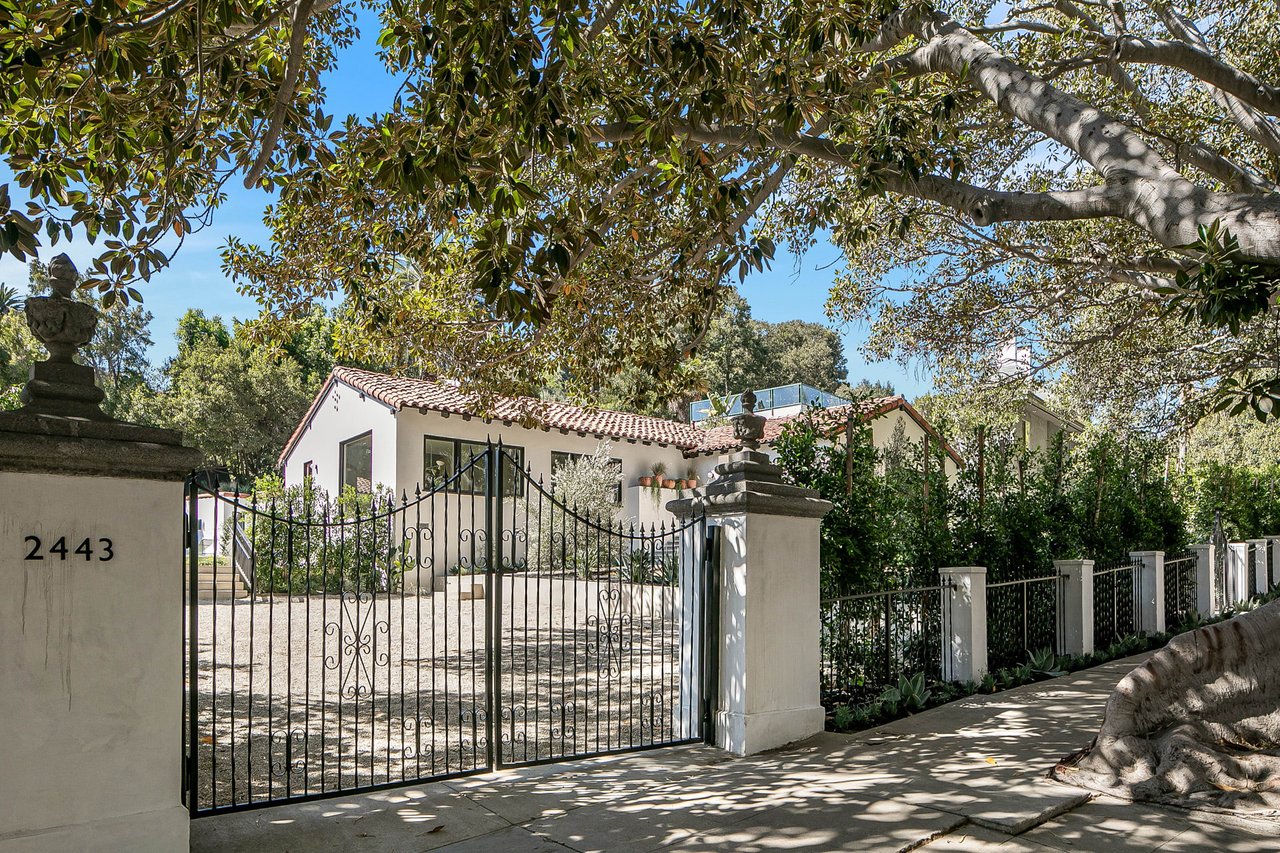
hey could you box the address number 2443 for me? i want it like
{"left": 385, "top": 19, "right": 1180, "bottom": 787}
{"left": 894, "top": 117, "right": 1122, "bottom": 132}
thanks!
{"left": 24, "top": 536, "right": 114, "bottom": 562}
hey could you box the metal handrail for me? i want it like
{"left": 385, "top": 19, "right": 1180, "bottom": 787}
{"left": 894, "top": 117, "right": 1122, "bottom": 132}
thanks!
{"left": 822, "top": 581, "right": 954, "bottom": 605}
{"left": 230, "top": 521, "right": 255, "bottom": 590}
{"left": 1093, "top": 562, "right": 1140, "bottom": 578}
{"left": 988, "top": 573, "right": 1064, "bottom": 589}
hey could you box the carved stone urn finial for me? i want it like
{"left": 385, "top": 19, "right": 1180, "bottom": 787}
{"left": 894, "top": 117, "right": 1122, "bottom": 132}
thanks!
{"left": 732, "top": 389, "right": 766, "bottom": 450}
{"left": 18, "top": 254, "right": 107, "bottom": 419}
{"left": 26, "top": 253, "right": 98, "bottom": 364}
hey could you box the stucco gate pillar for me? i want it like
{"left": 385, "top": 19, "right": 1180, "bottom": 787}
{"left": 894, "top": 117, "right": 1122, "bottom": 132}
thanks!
{"left": 668, "top": 391, "right": 831, "bottom": 757}
{"left": 0, "top": 255, "right": 201, "bottom": 853}
{"left": 1247, "top": 539, "right": 1269, "bottom": 596}
{"left": 939, "top": 566, "right": 987, "bottom": 682}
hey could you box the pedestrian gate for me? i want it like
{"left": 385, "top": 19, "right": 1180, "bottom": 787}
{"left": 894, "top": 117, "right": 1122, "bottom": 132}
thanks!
{"left": 184, "top": 445, "right": 716, "bottom": 815}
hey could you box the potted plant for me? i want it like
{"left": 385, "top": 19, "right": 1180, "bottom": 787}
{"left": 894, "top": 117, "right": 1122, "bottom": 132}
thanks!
{"left": 661, "top": 477, "right": 678, "bottom": 489}
{"left": 637, "top": 475, "right": 654, "bottom": 487}
{"left": 648, "top": 462, "right": 667, "bottom": 499}
{"left": 684, "top": 466, "right": 699, "bottom": 489}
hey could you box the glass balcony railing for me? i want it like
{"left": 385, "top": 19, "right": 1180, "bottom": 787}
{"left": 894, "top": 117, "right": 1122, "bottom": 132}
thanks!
{"left": 689, "top": 383, "right": 849, "bottom": 422}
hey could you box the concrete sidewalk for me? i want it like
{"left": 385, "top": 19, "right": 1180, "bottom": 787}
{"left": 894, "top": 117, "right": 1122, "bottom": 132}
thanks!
{"left": 191, "top": 655, "right": 1277, "bottom": 852}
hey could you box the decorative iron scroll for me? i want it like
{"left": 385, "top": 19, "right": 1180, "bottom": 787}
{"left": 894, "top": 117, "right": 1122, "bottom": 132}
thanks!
{"left": 323, "top": 591, "right": 390, "bottom": 699}
{"left": 586, "top": 586, "right": 633, "bottom": 677}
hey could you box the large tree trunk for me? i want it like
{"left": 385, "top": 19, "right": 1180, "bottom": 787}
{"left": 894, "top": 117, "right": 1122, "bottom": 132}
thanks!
{"left": 1054, "top": 599, "right": 1280, "bottom": 814}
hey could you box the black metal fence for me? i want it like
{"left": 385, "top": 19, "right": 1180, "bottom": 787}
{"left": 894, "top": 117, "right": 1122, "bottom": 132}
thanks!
{"left": 1163, "top": 552, "right": 1197, "bottom": 627}
{"left": 820, "top": 581, "right": 951, "bottom": 706}
{"left": 986, "top": 572, "right": 1064, "bottom": 670}
{"left": 184, "top": 445, "right": 710, "bottom": 816}
{"left": 1092, "top": 560, "right": 1140, "bottom": 650}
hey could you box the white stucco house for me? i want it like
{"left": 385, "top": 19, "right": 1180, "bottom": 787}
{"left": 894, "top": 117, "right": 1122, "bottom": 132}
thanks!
{"left": 278, "top": 367, "right": 964, "bottom": 528}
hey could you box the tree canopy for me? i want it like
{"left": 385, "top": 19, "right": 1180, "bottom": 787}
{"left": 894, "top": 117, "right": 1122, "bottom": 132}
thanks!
{"left": 559, "top": 289, "right": 850, "bottom": 417}
{"left": 141, "top": 309, "right": 317, "bottom": 482}
{"left": 6, "top": 0, "right": 1280, "bottom": 421}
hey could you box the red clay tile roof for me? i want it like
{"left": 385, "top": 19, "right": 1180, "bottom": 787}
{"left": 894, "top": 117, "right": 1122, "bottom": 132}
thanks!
{"left": 278, "top": 367, "right": 707, "bottom": 466}
{"left": 279, "top": 368, "right": 963, "bottom": 468}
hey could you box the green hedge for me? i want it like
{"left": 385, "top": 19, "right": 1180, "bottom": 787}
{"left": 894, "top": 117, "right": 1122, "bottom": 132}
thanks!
{"left": 220, "top": 475, "right": 404, "bottom": 594}
{"left": 773, "top": 412, "right": 1187, "bottom": 595}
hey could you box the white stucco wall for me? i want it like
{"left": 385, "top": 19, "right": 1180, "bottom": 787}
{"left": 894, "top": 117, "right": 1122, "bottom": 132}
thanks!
{"left": 867, "top": 408, "right": 961, "bottom": 480}
{"left": 0, "top": 473, "right": 189, "bottom": 852}
{"left": 282, "top": 379, "right": 399, "bottom": 495}
{"left": 1020, "top": 399, "right": 1081, "bottom": 454}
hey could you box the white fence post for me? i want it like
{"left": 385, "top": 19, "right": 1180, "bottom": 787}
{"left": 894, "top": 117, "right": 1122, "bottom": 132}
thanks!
{"left": 1271, "top": 536, "right": 1280, "bottom": 589}
{"left": 1055, "top": 559, "right": 1094, "bottom": 656}
{"left": 940, "top": 566, "right": 988, "bottom": 682}
{"left": 1226, "top": 542, "right": 1249, "bottom": 605}
{"left": 1190, "top": 543, "right": 1217, "bottom": 616}
{"left": 1129, "top": 550, "right": 1165, "bottom": 634}
{"left": 1247, "top": 539, "right": 1269, "bottom": 596}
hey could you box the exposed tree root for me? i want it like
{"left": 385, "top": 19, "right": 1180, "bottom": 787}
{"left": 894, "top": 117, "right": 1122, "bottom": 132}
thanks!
{"left": 1053, "top": 599, "right": 1280, "bottom": 815}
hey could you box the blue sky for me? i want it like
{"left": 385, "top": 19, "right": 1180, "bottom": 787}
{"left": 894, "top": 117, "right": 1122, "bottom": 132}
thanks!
{"left": 0, "top": 10, "right": 931, "bottom": 399}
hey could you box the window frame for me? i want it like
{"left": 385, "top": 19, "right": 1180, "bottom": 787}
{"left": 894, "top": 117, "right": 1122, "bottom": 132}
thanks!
{"left": 423, "top": 434, "right": 525, "bottom": 496}
{"left": 338, "top": 431, "right": 374, "bottom": 494}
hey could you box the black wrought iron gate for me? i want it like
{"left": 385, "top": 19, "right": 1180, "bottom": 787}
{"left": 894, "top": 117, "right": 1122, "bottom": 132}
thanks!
{"left": 184, "top": 445, "right": 713, "bottom": 816}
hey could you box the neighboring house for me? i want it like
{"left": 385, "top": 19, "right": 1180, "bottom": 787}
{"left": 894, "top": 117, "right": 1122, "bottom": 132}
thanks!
{"left": 277, "top": 367, "right": 963, "bottom": 588}
{"left": 1019, "top": 392, "right": 1085, "bottom": 453}
{"left": 693, "top": 396, "right": 964, "bottom": 480}
{"left": 998, "top": 341, "right": 1086, "bottom": 452}
{"left": 688, "top": 383, "right": 850, "bottom": 422}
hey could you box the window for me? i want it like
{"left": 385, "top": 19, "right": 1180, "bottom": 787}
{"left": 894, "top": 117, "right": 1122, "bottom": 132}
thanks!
{"left": 302, "top": 461, "right": 315, "bottom": 485}
{"left": 551, "top": 451, "right": 623, "bottom": 504}
{"left": 423, "top": 435, "right": 524, "bottom": 495}
{"left": 339, "top": 432, "right": 373, "bottom": 493}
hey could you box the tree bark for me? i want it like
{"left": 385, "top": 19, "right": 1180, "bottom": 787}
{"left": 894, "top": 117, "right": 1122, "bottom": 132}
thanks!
{"left": 1054, "top": 599, "right": 1280, "bottom": 814}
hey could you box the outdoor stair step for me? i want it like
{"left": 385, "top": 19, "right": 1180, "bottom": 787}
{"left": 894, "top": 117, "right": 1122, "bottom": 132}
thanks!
{"left": 196, "top": 579, "right": 249, "bottom": 593}
{"left": 197, "top": 590, "right": 249, "bottom": 602}
{"left": 193, "top": 569, "right": 245, "bottom": 579}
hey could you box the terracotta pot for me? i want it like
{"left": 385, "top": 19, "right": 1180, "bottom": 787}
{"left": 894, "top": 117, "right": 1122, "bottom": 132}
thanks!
{"left": 685, "top": 478, "right": 698, "bottom": 489}
{"left": 661, "top": 478, "right": 678, "bottom": 489}
{"left": 637, "top": 475, "right": 653, "bottom": 487}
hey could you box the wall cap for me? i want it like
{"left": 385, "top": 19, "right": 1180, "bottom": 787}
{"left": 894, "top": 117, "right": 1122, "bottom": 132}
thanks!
{"left": 940, "top": 565, "right": 987, "bottom": 575}
{"left": 668, "top": 449, "right": 831, "bottom": 520}
{"left": 0, "top": 411, "right": 201, "bottom": 481}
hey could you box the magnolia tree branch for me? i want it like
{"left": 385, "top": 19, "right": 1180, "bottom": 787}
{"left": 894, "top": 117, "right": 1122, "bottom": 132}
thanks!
{"left": 1110, "top": 36, "right": 1280, "bottom": 119}
{"left": 243, "top": 0, "right": 317, "bottom": 188}
{"left": 0, "top": 0, "right": 199, "bottom": 71}
{"left": 1039, "top": 4, "right": 1278, "bottom": 194}
{"left": 1152, "top": 9, "right": 1280, "bottom": 158}
{"left": 893, "top": 9, "right": 1280, "bottom": 259}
